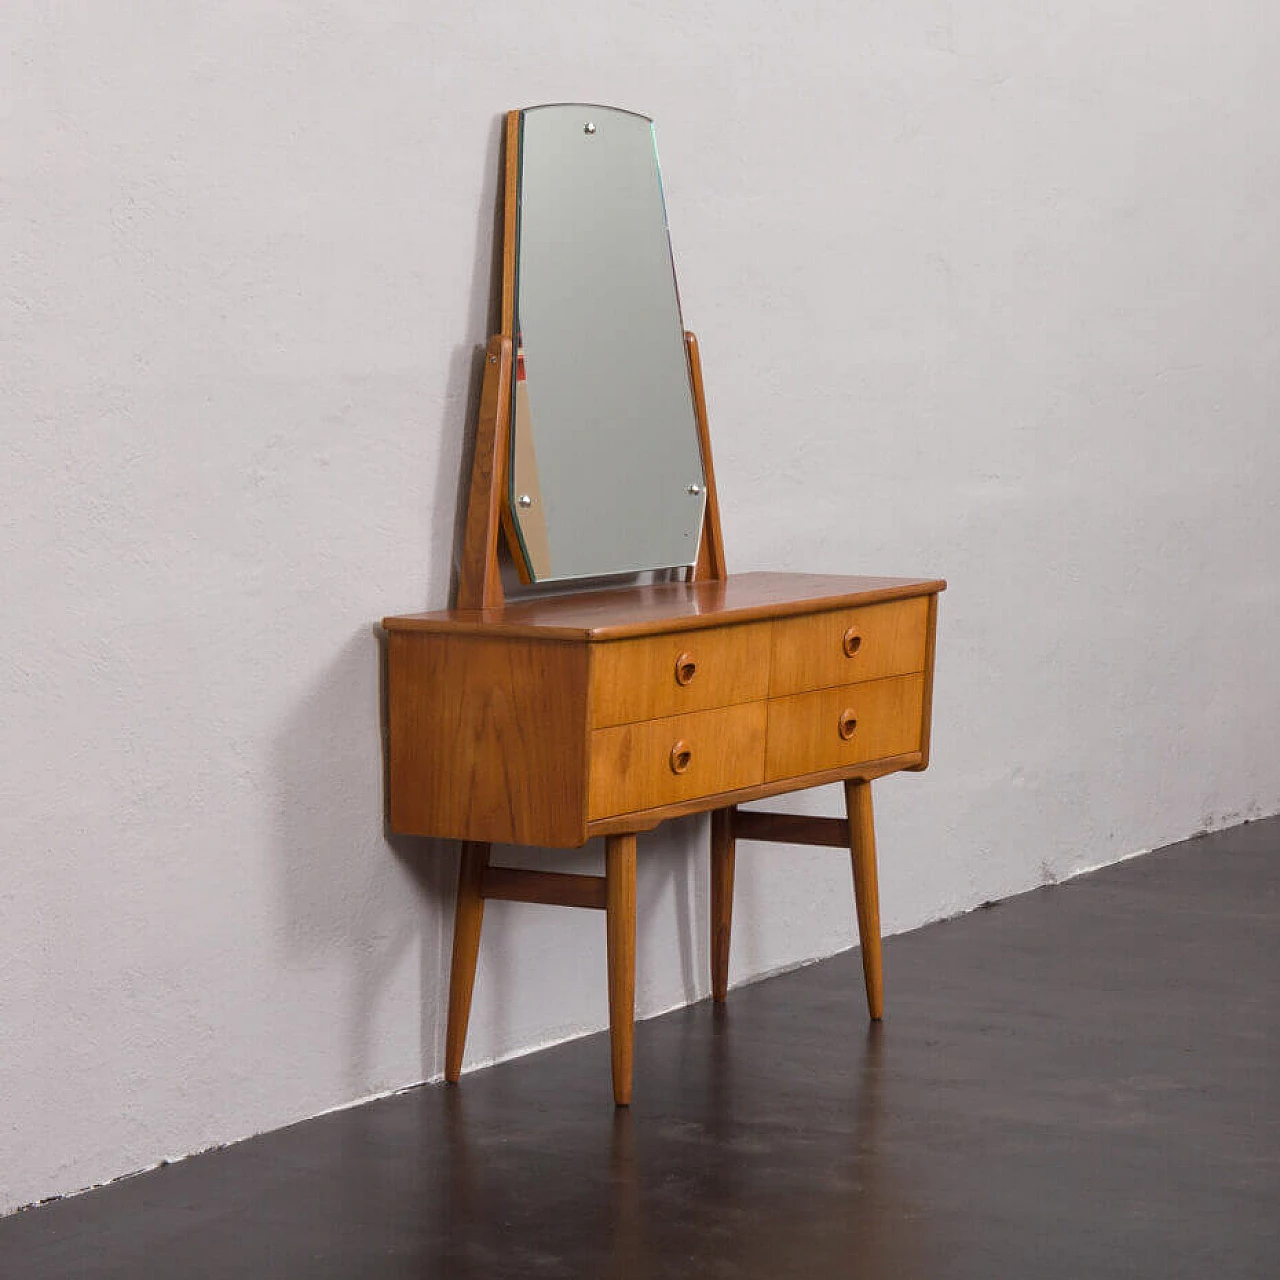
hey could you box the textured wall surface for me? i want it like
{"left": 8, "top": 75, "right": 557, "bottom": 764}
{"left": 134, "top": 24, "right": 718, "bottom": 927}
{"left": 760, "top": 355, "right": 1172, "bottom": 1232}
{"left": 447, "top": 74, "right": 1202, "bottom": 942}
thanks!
{"left": 3, "top": 3, "right": 1278, "bottom": 1214}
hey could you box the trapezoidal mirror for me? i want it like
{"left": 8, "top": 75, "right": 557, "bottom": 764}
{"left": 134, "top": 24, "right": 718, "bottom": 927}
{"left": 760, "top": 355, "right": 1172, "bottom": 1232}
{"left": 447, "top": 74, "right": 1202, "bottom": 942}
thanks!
{"left": 506, "top": 104, "right": 707, "bottom": 583}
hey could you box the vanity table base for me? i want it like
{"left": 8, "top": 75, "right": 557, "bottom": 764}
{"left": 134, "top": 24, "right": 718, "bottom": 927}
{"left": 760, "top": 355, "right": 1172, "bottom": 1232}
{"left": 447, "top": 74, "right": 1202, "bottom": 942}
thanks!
{"left": 440, "top": 780, "right": 891, "bottom": 1106}
{"left": 442, "top": 834, "right": 642, "bottom": 1106}
{"left": 389, "top": 572, "right": 943, "bottom": 1105}
{"left": 710, "top": 780, "right": 885, "bottom": 1021}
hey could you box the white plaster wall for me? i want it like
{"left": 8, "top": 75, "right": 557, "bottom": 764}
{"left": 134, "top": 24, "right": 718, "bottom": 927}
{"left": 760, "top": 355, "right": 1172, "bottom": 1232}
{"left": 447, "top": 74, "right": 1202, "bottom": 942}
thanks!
{"left": 3, "top": 2, "right": 1278, "bottom": 1214}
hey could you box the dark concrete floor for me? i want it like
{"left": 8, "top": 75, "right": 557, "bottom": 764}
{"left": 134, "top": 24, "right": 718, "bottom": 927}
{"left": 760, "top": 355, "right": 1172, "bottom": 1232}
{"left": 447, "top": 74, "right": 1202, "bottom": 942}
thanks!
{"left": 4, "top": 818, "right": 1278, "bottom": 1279}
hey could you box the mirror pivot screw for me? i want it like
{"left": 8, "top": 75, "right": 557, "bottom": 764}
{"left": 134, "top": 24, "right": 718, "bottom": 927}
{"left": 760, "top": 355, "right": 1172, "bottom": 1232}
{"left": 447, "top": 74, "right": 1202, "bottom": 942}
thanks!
{"left": 517, "top": 493, "right": 533, "bottom": 508}
{"left": 687, "top": 483, "right": 703, "bottom": 495}
{"left": 584, "top": 122, "right": 596, "bottom": 135}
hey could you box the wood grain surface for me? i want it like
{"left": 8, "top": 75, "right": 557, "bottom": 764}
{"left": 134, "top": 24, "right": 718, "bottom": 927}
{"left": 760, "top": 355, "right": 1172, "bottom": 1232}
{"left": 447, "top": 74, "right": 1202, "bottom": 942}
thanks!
{"left": 846, "top": 778, "right": 884, "bottom": 1020}
{"left": 584, "top": 753, "right": 924, "bottom": 836}
{"left": 606, "top": 833, "right": 637, "bottom": 1106}
{"left": 386, "top": 631, "right": 589, "bottom": 846}
{"left": 589, "top": 620, "right": 771, "bottom": 727}
{"left": 908, "top": 591, "right": 940, "bottom": 772}
{"left": 768, "top": 596, "right": 930, "bottom": 695}
{"left": 588, "top": 701, "right": 767, "bottom": 820}
{"left": 685, "top": 331, "right": 727, "bottom": 583}
{"left": 480, "top": 866, "right": 607, "bottom": 910}
{"left": 454, "top": 335, "right": 513, "bottom": 610}
{"left": 444, "top": 841, "right": 490, "bottom": 1083}
{"left": 710, "top": 807, "right": 735, "bottom": 1001}
{"left": 386, "top": 571, "right": 946, "bottom": 640}
{"left": 731, "top": 811, "right": 851, "bottom": 848}
{"left": 764, "top": 674, "right": 924, "bottom": 782}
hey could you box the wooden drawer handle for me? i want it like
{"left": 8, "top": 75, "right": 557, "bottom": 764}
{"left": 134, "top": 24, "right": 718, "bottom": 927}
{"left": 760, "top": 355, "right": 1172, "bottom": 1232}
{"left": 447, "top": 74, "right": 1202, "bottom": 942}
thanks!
{"left": 838, "top": 709, "right": 858, "bottom": 741}
{"left": 674, "top": 652, "right": 697, "bottom": 686}
{"left": 669, "top": 740, "right": 693, "bottom": 774}
{"left": 842, "top": 626, "right": 862, "bottom": 658}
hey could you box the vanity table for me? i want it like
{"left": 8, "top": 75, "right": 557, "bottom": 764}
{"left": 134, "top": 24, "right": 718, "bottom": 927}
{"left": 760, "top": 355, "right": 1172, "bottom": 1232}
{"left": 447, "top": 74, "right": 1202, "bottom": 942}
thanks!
{"left": 382, "top": 106, "right": 943, "bottom": 1105}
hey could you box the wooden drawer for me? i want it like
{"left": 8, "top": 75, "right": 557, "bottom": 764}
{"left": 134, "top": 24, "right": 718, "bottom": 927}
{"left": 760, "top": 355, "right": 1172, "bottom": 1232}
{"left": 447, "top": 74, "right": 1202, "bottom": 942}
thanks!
{"left": 769, "top": 597, "right": 929, "bottom": 696}
{"left": 764, "top": 674, "right": 924, "bottom": 782}
{"left": 590, "top": 621, "right": 772, "bottom": 728}
{"left": 589, "top": 701, "right": 767, "bottom": 819}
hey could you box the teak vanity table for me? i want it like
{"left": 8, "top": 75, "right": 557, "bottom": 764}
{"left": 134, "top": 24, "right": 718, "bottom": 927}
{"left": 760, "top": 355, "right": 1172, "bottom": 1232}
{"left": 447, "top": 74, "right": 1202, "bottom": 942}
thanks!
{"left": 383, "top": 106, "right": 944, "bottom": 1105}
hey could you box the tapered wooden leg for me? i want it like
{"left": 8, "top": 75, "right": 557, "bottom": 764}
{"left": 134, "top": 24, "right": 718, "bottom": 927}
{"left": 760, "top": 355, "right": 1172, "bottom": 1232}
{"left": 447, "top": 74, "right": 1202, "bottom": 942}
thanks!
{"left": 844, "top": 779, "right": 884, "bottom": 1020}
{"left": 605, "top": 833, "right": 637, "bottom": 1107}
{"left": 445, "top": 841, "right": 490, "bottom": 1083}
{"left": 710, "top": 807, "right": 736, "bottom": 1002}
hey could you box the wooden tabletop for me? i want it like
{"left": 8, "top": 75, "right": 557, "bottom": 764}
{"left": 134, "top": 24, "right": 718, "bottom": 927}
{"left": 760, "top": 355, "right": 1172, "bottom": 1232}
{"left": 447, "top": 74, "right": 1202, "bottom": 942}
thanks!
{"left": 383, "top": 571, "right": 946, "bottom": 641}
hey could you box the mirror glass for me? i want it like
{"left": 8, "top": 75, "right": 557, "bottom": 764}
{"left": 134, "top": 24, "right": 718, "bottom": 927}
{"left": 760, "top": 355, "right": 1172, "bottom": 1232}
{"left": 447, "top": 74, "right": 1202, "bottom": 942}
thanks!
{"left": 509, "top": 104, "right": 707, "bottom": 582}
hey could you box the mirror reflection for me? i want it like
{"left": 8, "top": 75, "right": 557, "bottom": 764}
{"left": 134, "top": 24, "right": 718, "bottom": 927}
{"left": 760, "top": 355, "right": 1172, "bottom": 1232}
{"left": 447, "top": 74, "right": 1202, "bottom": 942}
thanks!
{"left": 509, "top": 104, "right": 707, "bottom": 582}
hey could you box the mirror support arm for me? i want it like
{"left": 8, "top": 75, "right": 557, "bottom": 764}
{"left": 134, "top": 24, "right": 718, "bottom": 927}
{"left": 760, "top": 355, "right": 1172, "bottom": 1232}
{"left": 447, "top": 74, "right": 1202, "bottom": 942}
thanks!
{"left": 455, "top": 334, "right": 512, "bottom": 610}
{"left": 685, "top": 331, "right": 727, "bottom": 582}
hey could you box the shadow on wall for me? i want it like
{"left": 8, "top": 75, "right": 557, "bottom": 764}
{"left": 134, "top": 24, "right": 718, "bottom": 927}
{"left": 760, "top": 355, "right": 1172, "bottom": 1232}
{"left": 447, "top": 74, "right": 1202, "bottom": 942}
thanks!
{"left": 271, "top": 628, "right": 456, "bottom": 1096}
{"left": 637, "top": 816, "right": 707, "bottom": 1012}
{"left": 266, "top": 115, "right": 512, "bottom": 1097}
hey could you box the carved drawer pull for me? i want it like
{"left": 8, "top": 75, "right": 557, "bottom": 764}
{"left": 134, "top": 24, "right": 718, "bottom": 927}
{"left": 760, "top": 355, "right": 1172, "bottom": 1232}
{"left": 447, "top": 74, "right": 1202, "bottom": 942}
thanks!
{"left": 669, "top": 740, "right": 693, "bottom": 774}
{"left": 838, "top": 709, "right": 858, "bottom": 741}
{"left": 842, "top": 626, "right": 862, "bottom": 658}
{"left": 674, "top": 652, "right": 698, "bottom": 686}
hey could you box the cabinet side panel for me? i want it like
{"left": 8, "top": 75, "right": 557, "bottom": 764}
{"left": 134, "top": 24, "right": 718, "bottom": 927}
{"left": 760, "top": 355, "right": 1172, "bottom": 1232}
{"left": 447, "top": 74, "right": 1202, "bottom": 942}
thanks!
{"left": 386, "top": 633, "right": 588, "bottom": 847}
{"left": 908, "top": 592, "right": 940, "bottom": 772}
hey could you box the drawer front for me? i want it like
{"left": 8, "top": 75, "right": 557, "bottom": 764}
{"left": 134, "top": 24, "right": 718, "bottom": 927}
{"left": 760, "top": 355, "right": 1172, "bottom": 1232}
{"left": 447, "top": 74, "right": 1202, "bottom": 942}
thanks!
{"left": 764, "top": 674, "right": 924, "bottom": 782}
{"left": 769, "top": 596, "right": 929, "bottom": 696}
{"left": 590, "top": 621, "right": 772, "bottom": 728}
{"left": 589, "top": 701, "right": 767, "bottom": 819}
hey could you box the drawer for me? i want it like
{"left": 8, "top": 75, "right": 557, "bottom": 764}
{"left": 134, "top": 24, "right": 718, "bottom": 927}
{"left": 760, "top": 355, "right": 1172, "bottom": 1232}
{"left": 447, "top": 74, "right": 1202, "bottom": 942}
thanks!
{"left": 590, "top": 621, "right": 772, "bottom": 728}
{"left": 764, "top": 674, "right": 924, "bottom": 782}
{"left": 769, "top": 597, "right": 929, "bottom": 696}
{"left": 589, "top": 701, "right": 767, "bottom": 819}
